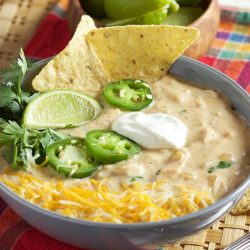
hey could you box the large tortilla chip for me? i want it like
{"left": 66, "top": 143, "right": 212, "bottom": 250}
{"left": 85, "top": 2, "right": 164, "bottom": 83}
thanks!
{"left": 86, "top": 25, "right": 199, "bottom": 83}
{"left": 32, "top": 16, "right": 110, "bottom": 97}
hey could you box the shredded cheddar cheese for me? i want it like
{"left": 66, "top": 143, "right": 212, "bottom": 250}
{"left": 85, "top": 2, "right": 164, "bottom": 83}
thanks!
{"left": 0, "top": 172, "right": 213, "bottom": 223}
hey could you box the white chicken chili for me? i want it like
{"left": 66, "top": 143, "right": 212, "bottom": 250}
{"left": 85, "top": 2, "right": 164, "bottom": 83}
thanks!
{"left": 1, "top": 74, "right": 250, "bottom": 223}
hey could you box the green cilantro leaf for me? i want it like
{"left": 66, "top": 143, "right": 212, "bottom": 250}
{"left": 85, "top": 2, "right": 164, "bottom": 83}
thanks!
{"left": 0, "top": 85, "right": 17, "bottom": 107}
{"left": 0, "top": 119, "right": 70, "bottom": 170}
{"left": 208, "top": 161, "right": 232, "bottom": 173}
{"left": 65, "top": 124, "right": 78, "bottom": 128}
{"left": 0, "top": 49, "right": 34, "bottom": 87}
{"left": 179, "top": 109, "right": 187, "bottom": 114}
{"left": 217, "top": 161, "right": 232, "bottom": 169}
{"left": 130, "top": 176, "right": 143, "bottom": 182}
{"left": 0, "top": 48, "right": 36, "bottom": 122}
{"left": 8, "top": 101, "right": 21, "bottom": 114}
{"left": 17, "top": 49, "right": 28, "bottom": 76}
{"left": 156, "top": 169, "right": 161, "bottom": 175}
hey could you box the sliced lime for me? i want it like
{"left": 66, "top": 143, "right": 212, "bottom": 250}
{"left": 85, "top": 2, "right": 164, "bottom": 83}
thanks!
{"left": 104, "top": 0, "right": 171, "bottom": 20}
{"left": 135, "top": 5, "right": 169, "bottom": 25}
{"left": 168, "top": 0, "right": 180, "bottom": 13}
{"left": 22, "top": 90, "right": 102, "bottom": 129}
{"left": 104, "top": 5, "right": 169, "bottom": 26}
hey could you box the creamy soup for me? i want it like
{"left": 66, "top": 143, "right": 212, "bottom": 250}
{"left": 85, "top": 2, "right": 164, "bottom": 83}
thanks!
{"left": 1, "top": 74, "right": 250, "bottom": 223}
{"left": 64, "top": 74, "right": 250, "bottom": 197}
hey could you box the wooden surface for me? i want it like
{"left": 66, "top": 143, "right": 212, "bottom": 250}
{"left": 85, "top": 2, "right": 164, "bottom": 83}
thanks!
{"left": 0, "top": 1, "right": 249, "bottom": 249}
{"left": 185, "top": 0, "right": 220, "bottom": 58}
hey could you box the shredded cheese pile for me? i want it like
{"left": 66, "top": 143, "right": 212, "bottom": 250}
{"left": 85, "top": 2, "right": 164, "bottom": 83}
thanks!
{"left": 1, "top": 172, "right": 213, "bottom": 223}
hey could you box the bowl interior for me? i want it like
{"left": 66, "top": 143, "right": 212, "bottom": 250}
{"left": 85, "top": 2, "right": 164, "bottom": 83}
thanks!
{"left": 2, "top": 55, "right": 250, "bottom": 229}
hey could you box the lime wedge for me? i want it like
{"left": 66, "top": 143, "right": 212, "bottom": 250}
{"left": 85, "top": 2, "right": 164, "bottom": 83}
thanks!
{"left": 105, "top": 5, "right": 169, "bottom": 26}
{"left": 104, "top": 0, "right": 171, "bottom": 20}
{"left": 22, "top": 90, "right": 102, "bottom": 129}
{"left": 168, "top": 0, "right": 180, "bottom": 13}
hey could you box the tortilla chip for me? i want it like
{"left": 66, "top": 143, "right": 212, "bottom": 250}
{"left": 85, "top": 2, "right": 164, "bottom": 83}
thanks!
{"left": 231, "top": 189, "right": 250, "bottom": 215}
{"left": 32, "top": 15, "right": 110, "bottom": 97}
{"left": 86, "top": 25, "right": 199, "bottom": 83}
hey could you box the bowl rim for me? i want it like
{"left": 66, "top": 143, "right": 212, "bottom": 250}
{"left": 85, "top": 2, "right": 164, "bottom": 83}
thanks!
{"left": 0, "top": 55, "right": 250, "bottom": 230}
{"left": 190, "top": 0, "right": 217, "bottom": 26}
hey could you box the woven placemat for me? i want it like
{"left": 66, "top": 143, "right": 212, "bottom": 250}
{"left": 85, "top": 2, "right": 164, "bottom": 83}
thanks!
{"left": 0, "top": 0, "right": 249, "bottom": 249}
{"left": 0, "top": 0, "right": 58, "bottom": 68}
{"left": 162, "top": 213, "right": 250, "bottom": 249}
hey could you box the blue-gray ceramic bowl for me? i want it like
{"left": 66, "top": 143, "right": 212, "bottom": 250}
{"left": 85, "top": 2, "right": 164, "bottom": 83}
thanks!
{"left": 0, "top": 56, "right": 250, "bottom": 250}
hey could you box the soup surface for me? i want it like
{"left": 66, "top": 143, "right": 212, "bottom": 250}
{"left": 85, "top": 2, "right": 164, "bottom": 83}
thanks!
{"left": 1, "top": 74, "right": 250, "bottom": 223}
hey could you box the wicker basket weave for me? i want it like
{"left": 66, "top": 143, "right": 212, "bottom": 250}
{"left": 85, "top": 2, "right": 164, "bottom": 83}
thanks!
{"left": 0, "top": 1, "right": 249, "bottom": 249}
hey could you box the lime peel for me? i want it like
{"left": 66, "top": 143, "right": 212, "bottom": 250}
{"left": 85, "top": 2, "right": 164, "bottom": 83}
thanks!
{"left": 104, "top": 5, "right": 169, "bottom": 26}
{"left": 104, "top": 0, "right": 172, "bottom": 20}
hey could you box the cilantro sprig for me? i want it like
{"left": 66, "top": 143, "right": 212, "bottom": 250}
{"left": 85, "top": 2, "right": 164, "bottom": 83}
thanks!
{"left": 0, "top": 118, "right": 70, "bottom": 170}
{"left": 0, "top": 49, "right": 38, "bottom": 121}
{"left": 0, "top": 50, "right": 77, "bottom": 171}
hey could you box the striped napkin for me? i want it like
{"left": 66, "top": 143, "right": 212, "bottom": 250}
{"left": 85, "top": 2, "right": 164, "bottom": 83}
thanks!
{"left": 0, "top": 1, "right": 250, "bottom": 250}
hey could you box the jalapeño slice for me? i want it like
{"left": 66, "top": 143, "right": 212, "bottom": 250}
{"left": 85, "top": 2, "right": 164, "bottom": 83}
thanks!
{"left": 103, "top": 79, "right": 153, "bottom": 111}
{"left": 46, "top": 138, "right": 98, "bottom": 178}
{"left": 85, "top": 130, "right": 140, "bottom": 164}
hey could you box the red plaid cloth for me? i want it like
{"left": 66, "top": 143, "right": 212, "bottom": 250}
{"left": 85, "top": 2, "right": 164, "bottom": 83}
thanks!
{"left": 0, "top": 1, "right": 250, "bottom": 249}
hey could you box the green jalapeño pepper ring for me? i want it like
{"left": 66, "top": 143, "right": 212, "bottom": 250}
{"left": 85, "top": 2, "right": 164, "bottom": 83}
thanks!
{"left": 46, "top": 138, "right": 99, "bottom": 178}
{"left": 85, "top": 130, "right": 140, "bottom": 164}
{"left": 103, "top": 79, "right": 153, "bottom": 111}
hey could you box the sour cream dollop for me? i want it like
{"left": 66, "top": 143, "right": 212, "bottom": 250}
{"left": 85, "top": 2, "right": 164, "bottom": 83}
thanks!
{"left": 112, "top": 112, "right": 188, "bottom": 149}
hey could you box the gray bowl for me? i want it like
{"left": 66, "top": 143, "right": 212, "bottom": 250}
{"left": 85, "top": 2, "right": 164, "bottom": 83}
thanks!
{"left": 0, "top": 56, "right": 250, "bottom": 250}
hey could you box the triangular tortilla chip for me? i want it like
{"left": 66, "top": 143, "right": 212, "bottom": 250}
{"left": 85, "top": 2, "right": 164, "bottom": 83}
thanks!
{"left": 32, "top": 16, "right": 110, "bottom": 97}
{"left": 86, "top": 25, "right": 199, "bottom": 83}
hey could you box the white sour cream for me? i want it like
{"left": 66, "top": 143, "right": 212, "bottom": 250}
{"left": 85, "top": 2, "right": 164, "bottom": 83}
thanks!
{"left": 112, "top": 112, "right": 188, "bottom": 149}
